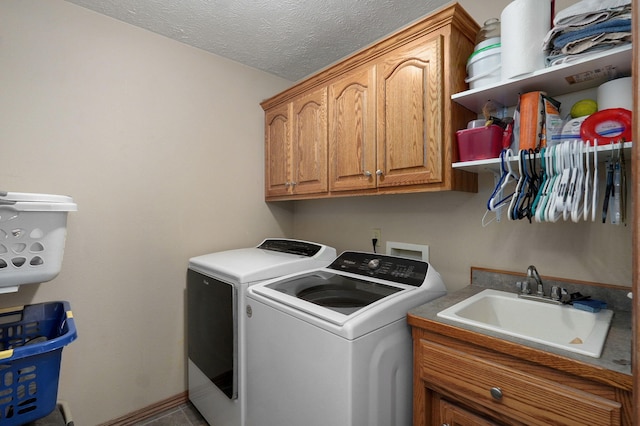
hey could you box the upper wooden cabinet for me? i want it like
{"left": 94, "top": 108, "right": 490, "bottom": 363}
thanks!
{"left": 265, "top": 88, "right": 328, "bottom": 198}
{"left": 376, "top": 34, "right": 443, "bottom": 188}
{"left": 262, "top": 3, "right": 479, "bottom": 201}
{"left": 264, "top": 103, "right": 291, "bottom": 198}
{"left": 328, "top": 66, "right": 377, "bottom": 192}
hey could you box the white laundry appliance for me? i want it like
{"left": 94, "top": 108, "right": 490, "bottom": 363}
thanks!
{"left": 245, "top": 251, "right": 447, "bottom": 426}
{"left": 187, "top": 239, "right": 336, "bottom": 426}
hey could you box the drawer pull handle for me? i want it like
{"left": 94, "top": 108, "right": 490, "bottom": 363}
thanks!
{"left": 490, "top": 387, "right": 503, "bottom": 400}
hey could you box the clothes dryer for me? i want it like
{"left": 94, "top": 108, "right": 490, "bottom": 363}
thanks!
{"left": 187, "top": 239, "right": 336, "bottom": 426}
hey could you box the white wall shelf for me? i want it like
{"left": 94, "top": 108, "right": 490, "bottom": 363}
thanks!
{"left": 453, "top": 142, "right": 632, "bottom": 174}
{"left": 452, "top": 44, "right": 632, "bottom": 113}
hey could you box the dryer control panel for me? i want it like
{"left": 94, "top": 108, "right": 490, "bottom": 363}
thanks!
{"left": 257, "top": 239, "right": 322, "bottom": 257}
{"left": 327, "top": 251, "right": 428, "bottom": 286}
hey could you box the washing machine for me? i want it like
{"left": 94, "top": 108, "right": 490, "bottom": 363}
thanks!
{"left": 187, "top": 238, "right": 336, "bottom": 426}
{"left": 245, "top": 251, "right": 447, "bottom": 426}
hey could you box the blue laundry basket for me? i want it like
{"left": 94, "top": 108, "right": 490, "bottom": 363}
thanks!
{"left": 0, "top": 301, "right": 77, "bottom": 425}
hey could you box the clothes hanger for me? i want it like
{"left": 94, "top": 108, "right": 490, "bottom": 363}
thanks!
{"left": 555, "top": 141, "right": 573, "bottom": 219}
{"left": 591, "top": 138, "right": 599, "bottom": 222}
{"left": 617, "top": 140, "right": 626, "bottom": 224}
{"left": 602, "top": 142, "right": 616, "bottom": 223}
{"left": 605, "top": 140, "right": 626, "bottom": 225}
{"left": 570, "top": 140, "right": 584, "bottom": 223}
{"left": 582, "top": 140, "right": 592, "bottom": 222}
{"left": 562, "top": 140, "right": 577, "bottom": 221}
{"left": 508, "top": 149, "right": 528, "bottom": 220}
{"left": 535, "top": 145, "right": 556, "bottom": 222}
{"left": 530, "top": 146, "right": 547, "bottom": 218}
{"left": 487, "top": 149, "right": 518, "bottom": 212}
{"left": 517, "top": 148, "right": 540, "bottom": 223}
{"left": 545, "top": 142, "right": 564, "bottom": 223}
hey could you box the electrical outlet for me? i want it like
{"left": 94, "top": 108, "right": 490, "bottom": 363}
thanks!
{"left": 371, "top": 228, "right": 381, "bottom": 241}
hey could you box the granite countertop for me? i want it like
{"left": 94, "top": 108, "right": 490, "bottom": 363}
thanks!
{"left": 409, "top": 284, "right": 632, "bottom": 378}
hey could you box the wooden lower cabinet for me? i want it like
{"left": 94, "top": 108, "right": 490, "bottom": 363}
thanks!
{"left": 437, "top": 397, "right": 502, "bottom": 426}
{"left": 412, "top": 328, "right": 631, "bottom": 426}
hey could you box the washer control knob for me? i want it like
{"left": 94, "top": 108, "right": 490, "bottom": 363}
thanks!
{"left": 368, "top": 259, "right": 381, "bottom": 270}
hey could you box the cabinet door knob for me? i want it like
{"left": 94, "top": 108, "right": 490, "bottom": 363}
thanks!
{"left": 363, "top": 171, "right": 372, "bottom": 177}
{"left": 284, "top": 182, "right": 291, "bottom": 187}
{"left": 490, "top": 387, "right": 503, "bottom": 400}
{"left": 376, "top": 169, "right": 384, "bottom": 176}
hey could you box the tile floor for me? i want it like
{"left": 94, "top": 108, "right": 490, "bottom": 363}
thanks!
{"left": 133, "top": 402, "right": 208, "bottom": 426}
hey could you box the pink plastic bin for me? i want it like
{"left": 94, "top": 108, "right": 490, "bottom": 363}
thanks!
{"left": 456, "top": 124, "right": 503, "bottom": 162}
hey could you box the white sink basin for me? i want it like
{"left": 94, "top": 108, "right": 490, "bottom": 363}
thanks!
{"left": 437, "top": 289, "right": 614, "bottom": 358}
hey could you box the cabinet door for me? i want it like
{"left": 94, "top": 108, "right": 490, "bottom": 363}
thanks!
{"left": 419, "top": 339, "right": 622, "bottom": 426}
{"left": 264, "top": 103, "right": 292, "bottom": 198}
{"left": 328, "top": 66, "right": 377, "bottom": 192}
{"left": 439, "top": 399, "right": 501, "bottom": 426}
{"left": 376, "top": 35, "right": 443, "bottom": 187}
{"left": 291, "top": 88, "right": 328, "bottom": 195}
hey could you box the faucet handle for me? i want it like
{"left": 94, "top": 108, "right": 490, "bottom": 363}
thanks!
{"left": 551, "top": 286, "right": 570, "bottom": 302}
{"left": 518, "top": 281, "right": 531, "bottom": 294}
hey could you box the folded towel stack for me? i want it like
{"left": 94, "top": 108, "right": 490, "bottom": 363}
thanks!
{"left": 544, "top": 0, "right": 632, "bottom": 66}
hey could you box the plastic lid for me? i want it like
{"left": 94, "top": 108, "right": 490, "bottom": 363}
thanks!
{"left": 0, "top": 192, "right": 77, "bottom": 212}
{"left": 0, "top": 192, "right": 73, "bottom": 203}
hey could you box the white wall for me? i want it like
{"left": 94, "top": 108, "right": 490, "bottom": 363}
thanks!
{"left": 292, "top": 0, "right": 633, "bottom": 291}
{"left": 0, "top": 1, "right": 292, "bottom": 424}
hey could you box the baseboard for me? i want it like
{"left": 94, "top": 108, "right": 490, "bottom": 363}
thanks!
{"left": 98, "top": 391, "right": 188, "bottom": 426}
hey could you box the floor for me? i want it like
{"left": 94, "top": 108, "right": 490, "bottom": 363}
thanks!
{"left": 133, "top": 402, "right": 209, "bottom": 426}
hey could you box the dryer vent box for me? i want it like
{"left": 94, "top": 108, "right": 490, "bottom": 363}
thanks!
{"left": 385, "top": 242, "right": 429, "bottom": 262}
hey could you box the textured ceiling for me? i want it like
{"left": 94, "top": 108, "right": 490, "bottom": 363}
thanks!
{"left": 64, "top": 0, "right": 452, "bottom": 81}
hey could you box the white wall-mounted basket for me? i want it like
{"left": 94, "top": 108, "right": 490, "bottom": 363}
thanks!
{"left": 0, "top": 192, "right": 77, "bottom": 293}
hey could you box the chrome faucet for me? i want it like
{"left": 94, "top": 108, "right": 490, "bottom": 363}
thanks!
{"left": 518, "top": 266, "right": 567, "bottom": 305}
{"left": 527, "top": 265, "right": 544, "bottom": 297}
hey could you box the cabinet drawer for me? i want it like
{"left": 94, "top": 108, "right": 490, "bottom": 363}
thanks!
{"left": 418, "top": 339, "right": 621, "bottom": 426}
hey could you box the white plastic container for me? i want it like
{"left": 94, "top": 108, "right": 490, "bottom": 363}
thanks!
{"left": 465, "top": 43, "right": 501, "bottom": 90}
{"left": 475, "top": 36, "right": 500, "bottom": 51}
{"left": 0, "top": 192, "right": 77, "bottom": 292}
